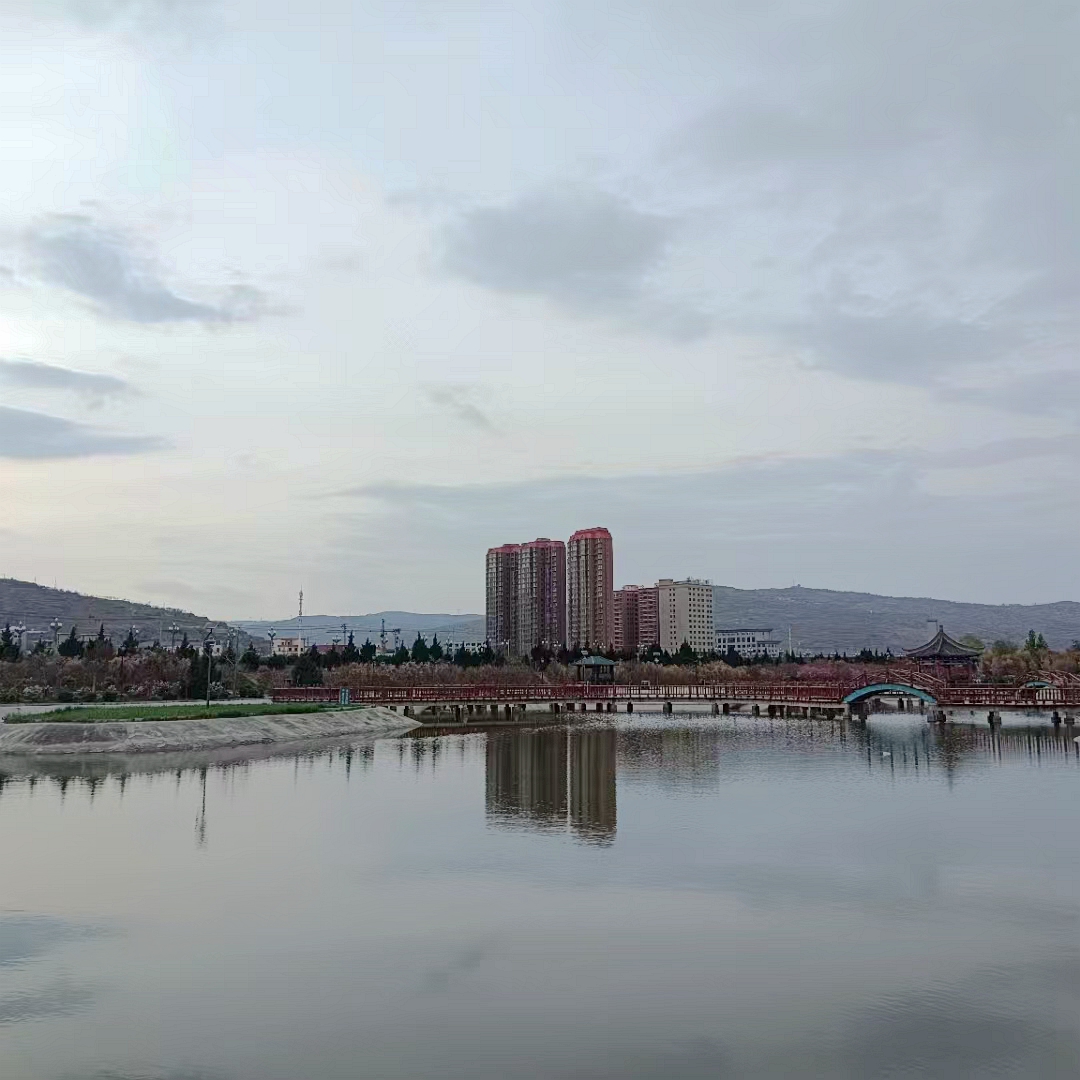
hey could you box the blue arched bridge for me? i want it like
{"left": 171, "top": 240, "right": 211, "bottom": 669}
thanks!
{"left": 842, "top": 683, "right": 939, "bottom": 707}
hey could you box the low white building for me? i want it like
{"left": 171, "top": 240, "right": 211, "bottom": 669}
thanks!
{"left": 716, "top": 628, "right": 782, "bottom": 659}
{"left": 657, "top": 579, "right": 715, "bottom": 654}
{"left": 271, "top": 636, "right": 305, "bottom": 657}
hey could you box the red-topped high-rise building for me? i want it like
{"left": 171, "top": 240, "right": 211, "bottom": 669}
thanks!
{"left": 485, "top": 538, "right": 566, "bottom": 655}
{"left": 567, "top": 527, "right": 614, "bottom": 651}
{"left": 515, "top": 538, "right": 566, "bottom": 655}
{"left": 485, "top": 543, "right": 520, "bottom": 651}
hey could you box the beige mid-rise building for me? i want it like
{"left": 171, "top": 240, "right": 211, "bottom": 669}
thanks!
{"left": 657, "top": 578, "right": 715, "bottom": 654}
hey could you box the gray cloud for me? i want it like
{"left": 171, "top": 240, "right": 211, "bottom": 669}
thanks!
{"left": 440, "top": 188, "right": 707, "bottom": 337}
{"left": 0, "top": 407, "right": 163, "bottom": 459}
{"left": 0, "top": 0, "right": 215, "bottom": 32}
{"left": 25, "top": 220, "right": 227, "bottom": 324}
{"left": 423, "top": 384, "right": 499, "bottom": 434}
{"left": 443, "top": 189, "right": 672, "bottom": 303}
{"left": 0, "top": 358, "right": 132, "bottom": 399}
{"left": 324, "top": 436, "right": 1080, "bottom": 605}
{"left": 634, "top": 0, "right": 1080, "bottom": 388}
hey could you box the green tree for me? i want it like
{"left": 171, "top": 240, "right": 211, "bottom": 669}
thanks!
{"left": 410, "top": 633, "right": 430, "bottom": 663}
{"left": 675, "top": 641, "right": 697, "bottom": 666}
{"left": 58, "top": 627, "right": 83, "bottom": 658}
{"left": 1025, "top": 630, "right": 1048, "bottom": 652}
{"left": 240, "top": 643, "right": 261, "bottom": 670}
{"left": 342, "top": 632, "right": 361, "bottom": 664}
{"left": 292, "top": 650, "right": 323, "bottom": 687}
{"left": 391, "top": 643, "right": 410, "bottom": 666}
{"left": 0, "top": 624, "right": 20, "bottom": 662}
{"left": 323, "top": 644, "right": 342, "bottom": 669}
{"left": 119, "top": 627, "right": 139, "bottom": 656}
{"left": 428, "top": 634, "right": 443, "bottom": 662}
{"left": 358, "top": 638, "right": 377, "bottom": 663}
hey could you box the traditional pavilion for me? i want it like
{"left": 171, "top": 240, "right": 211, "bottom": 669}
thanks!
{"left": 902, "top": 625, "right": 982, "bottom": 671}
{"left": 574, "top": 654, "right": 617, "bottom": 684}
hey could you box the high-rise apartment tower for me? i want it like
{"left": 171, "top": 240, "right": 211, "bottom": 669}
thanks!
{"left": 485, "top": 544, "right": 520, "bottom": 650}
{"left": 485, "top": 538, "right": 567, "bottom": 655}
{"left": 515, "top": 538, "right": 566, "bottom": 655}
{"left": 566, "top": 527, "right": 614, "bottom": 650}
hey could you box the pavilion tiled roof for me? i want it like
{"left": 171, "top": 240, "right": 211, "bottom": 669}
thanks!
{"left": 903, "top": 626, "right": 983, "bottom": 659}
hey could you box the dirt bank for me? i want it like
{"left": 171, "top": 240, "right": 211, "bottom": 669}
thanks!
{"left": 0, "top": 707, "right": 419, "bottom": 755}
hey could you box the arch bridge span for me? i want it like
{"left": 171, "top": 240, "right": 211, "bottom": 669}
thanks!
{"left": 842, "top": 683, "right": 938, "bottom": 707}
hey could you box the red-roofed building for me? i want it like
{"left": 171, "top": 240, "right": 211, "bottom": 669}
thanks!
{"left": 567, "top": 527, "right": 614, "bottom": 651}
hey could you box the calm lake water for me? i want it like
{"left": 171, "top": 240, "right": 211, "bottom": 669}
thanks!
{"left": 0, "top": 713, "right": 1077, "bottom": 1079}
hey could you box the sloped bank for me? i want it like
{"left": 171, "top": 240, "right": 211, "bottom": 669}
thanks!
{"left": 0, "top": 707, "right": 419, "bottom": 755}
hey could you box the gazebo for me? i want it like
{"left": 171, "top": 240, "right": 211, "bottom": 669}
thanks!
{"left": 903, "top": 625, "right": 982, "bottom": 671}
{"left": 574, "top": 655, "right": 616, "bottom": 684}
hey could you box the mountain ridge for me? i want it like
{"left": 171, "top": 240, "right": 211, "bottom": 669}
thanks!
{"left": 2, "top": 578, "right": 1078, "bottom": 653}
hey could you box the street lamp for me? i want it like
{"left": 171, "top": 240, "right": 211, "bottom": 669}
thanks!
{"left": 12, "top": 623, "right": 26, "bottom": 654}
{"left": 168, "top": 622, "right": 181, "bottom": 649}
{"left": 50, "top": 618, "right": 63, "bottom": 651}
{"left": 267, "top": 628, "right": 277, "bottom": 655}
{"left": 203, "top": 628, "right": 216, "bottom": 707}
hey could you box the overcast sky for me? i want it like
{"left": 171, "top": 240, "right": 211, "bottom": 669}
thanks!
{"left": 0, "top": 0, "right": 1078, "bottom": 618}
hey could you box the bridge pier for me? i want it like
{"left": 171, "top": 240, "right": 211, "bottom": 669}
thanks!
{"left": 752, "top": 704, "right": 760, "bottom": 717}
{"left": 626, "top": 701, "right": 633, "bottom": 713}
{"left": 712, "top": 702, "right": 720, "bottom": 716}
{"left": 663, "top": 701, "right": 673, "bottom": 714}
{"left": 722, "top": 703, "right": 730, "bottom": 715}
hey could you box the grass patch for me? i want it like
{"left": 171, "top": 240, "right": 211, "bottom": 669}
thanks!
{"left": 4, "top": 702, "right": 352, "bottom": 724}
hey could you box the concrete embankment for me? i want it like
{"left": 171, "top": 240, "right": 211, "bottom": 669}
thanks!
{"left": 0, "top": 707, "right": 419, "bottom": 756}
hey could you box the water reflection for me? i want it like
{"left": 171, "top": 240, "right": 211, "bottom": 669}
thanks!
{"left": 0, "top": 713, "right": 1077, "bottom": 1080}
{"left": 485, "top": 729, "right": 618, "bottom": 843}
{"left": 0, "top": 716, "right": 1075, "bottom": 825}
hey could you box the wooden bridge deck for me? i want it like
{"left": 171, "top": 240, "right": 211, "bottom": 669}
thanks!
{"left": 272, "top": 681, "right": 1080, "bottom": 709}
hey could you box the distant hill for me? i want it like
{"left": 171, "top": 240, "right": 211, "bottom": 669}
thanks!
{"left": 5, "top": 575, "right": 1077, "bottom": 656}
{"left": 713, "top": 586, "right": 1080, "bottom": 653}
{"left": 0, "top": 578, "right": 232, "bottom": 647}
{"left": 234, "top": 612, "right": 486, "bottom": 646}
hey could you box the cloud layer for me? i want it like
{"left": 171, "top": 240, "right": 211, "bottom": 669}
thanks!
{"left": 25, "top": 220, "right": 227, "bottom": 324}
{"left": 0, "top": 407, "right": 162, "bottom": 459}
{"left": 0, "top": 359, "right": 132, "bottom": 398}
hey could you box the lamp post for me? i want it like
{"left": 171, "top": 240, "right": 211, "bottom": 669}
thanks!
{"left": 203, "top": 628, "right": 216, "bottom": 707}
{"left": 168, "top": 622, "right": 181, "bottom": 650}
{"left": 50, "top": 618, "right": 63, "bottom": 652}
{"left": 267, "top": 628, "right": 276, "bottom": 656}
{"left": 12, "top": 623, "right": 26, "bottom": 655}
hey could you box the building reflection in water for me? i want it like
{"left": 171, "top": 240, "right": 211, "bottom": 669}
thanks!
{"left": 486, "top": 728, "right": 617, "bottom": 844}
